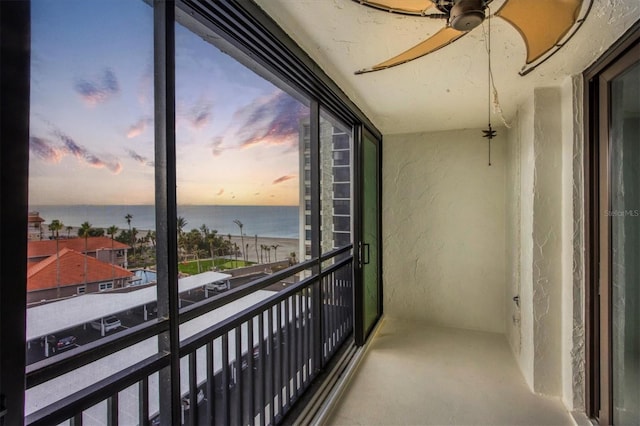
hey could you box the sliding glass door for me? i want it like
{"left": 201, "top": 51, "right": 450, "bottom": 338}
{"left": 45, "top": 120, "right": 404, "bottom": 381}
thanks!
{"left": 601, "top": 45, "right": 640, "bottom": 426}
{"left": 355, "top": 128, "right": 382, "bottom": 345}
{"left": 587, "top": 29, "right": 639, "bottom": 425}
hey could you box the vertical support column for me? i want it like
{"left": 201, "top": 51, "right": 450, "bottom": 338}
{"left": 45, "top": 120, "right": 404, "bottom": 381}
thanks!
{"left": 154, "top": 1, "right": 180, "bottom": 425}
{"left": 531, "top": 87, "right": 563, "bottom": 396}
{"left": 0, "top": 1, "right": 30, "bottom": 424}
{"left": 516, "top": 87, "right": 564, "bottom": 395}
{"left": 310, "top": 102, "right": 321, "bottom": 264}
{"left": 309, "top": 101, "right": 323, "bottom": 371}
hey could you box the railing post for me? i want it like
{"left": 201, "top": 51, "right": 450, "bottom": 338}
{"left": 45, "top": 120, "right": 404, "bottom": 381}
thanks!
{"left": 312, "top": 278, "right": 323, "bottom": 372}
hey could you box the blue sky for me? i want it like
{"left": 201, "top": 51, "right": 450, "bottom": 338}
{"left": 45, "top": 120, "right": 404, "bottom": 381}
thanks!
{"left": 29, "top": 0, "right": 308, "bottom": 206}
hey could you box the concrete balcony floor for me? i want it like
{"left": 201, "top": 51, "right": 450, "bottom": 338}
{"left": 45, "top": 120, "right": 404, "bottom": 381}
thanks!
{"left": 327, "top": 318, "right": 573, "bottom": 425}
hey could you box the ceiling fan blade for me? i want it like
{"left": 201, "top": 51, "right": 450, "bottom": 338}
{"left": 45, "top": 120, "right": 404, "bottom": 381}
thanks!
{"left": 355, "top": 0, "right": 435, "bottom": 16}
{"left": 355, "top": 27, "right": 466, "bottom": 74}
{"left": 496, "top": 0, "right": 588, "bottom": 74}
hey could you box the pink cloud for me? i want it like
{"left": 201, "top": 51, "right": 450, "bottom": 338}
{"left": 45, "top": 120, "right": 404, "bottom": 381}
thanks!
{"left": 273, "top": 175, "right": 296, "bottom": 185}
{"left": 126, "top": 117, "right": 152, "bottom": 138}
{"left": 74, "top": 68, "right": 120, "bottom": 106}
{"left": 30, "top": 137, "right": 64, "bottom": 163}
{"left": 217, "top": 91, "right": 308, "bottom": 152}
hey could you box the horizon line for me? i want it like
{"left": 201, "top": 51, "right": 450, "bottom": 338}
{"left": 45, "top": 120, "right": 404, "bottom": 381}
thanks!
{"left": 29, "top": 203, "right": 299, "bottom": 207}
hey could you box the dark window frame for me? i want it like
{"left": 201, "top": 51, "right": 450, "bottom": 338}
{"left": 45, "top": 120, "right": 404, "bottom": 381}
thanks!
{"left": 583, "top": 21, "right": 640, "bottom": 425}
{"left": 1, "top": 0, "right": 383, "bottom": 424}
{"left": 0, "top": 2, "right": 31, "bottom": 423}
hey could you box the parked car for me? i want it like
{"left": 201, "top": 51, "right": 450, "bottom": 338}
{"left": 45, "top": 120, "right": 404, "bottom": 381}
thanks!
{"left": 56, "top": 335, "right": 77, "bottom": 351}
{"left": 90, "top": 315, "right": 122, "bottom": 333}
{"left": 42, "top": 335, "right": 77, "bottom": 353}
{"left": 206, "top": 279, "right": 230, "bottom": 292}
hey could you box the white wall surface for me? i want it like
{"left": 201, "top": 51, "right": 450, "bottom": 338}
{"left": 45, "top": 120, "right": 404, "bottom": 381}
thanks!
{"left": 532, "top": 87, "right": 564, "bottom": 396}
{"left": 508, "top": 84, "right": 584, "bottom": 401}
{"left": 561, "top": 75, "right": 586, "bottom": 411}
{"left": 515, "top": 87, "right": 565, "bottom": 396}
{"left": 382, "top": 128, "right": 506, "bottom": 333}
{"left": 505, "top": 111, "right": 522, "bottom": 362}
{"left": 517, "top": 94, "right": 536, "bottom": 390}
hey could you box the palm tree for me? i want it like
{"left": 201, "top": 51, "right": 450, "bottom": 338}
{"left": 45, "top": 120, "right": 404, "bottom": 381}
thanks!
{"left": 66, "top": 225, "right": 72, "bottom": 239}
{"left": 107, "top": 225, "right": 119, "bottom": 285}
{"left": 106, "top": 226, "right": 119, "bottom": 254}
{"left": 124, "top": 214, "right": 133, "bottom": 258}
{"left": 177, "top": 216, "right": 187, "bottom": 235}
{"left": 271, "top": 244, "right": 280, "bottom": 262}
{"left": 206, "top": 230, "right": 218, "bottom": 269}
{"left": 148, "top": 230, "right": 156, "bottom": 248}
{"left": 233, "top": 219, "right": 245, "bottom": 262}
{"left": 177, "top": 217, "right": 188, "bottom": 260}
{"left": 185, "top": 229, "right": 203, "bottom": 272}
{"left": 233, "top": 242, "right": 239, "bottom": 268}
{"left": 48, "top": 219, "right": 64, "bottom": 299}
{"left": 79, "top": 221, "right": 92, "bottom": 288}
{"left": 254, "top": 235, "right": 259, "bottom": 263}
{"left": 130, "top": 227, "right": 139, "bottom": 262}
{"left": 199, "top": 224, "right": 210, "bottom": 264}
{"left": 125, "top": 213, "right": 133, "bottom": 232}
{"left": 48, "top": 219, "right": 63, "bottom": 238}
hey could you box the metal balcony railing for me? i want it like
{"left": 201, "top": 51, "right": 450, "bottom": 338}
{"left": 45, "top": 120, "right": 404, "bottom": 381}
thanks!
{"left": 25, "top": 246, "right": 353, "bottom": 426}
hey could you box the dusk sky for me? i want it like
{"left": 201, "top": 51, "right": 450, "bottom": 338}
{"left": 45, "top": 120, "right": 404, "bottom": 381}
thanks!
{"left": 29, "top": 0, "right": 308, "bottom": 206}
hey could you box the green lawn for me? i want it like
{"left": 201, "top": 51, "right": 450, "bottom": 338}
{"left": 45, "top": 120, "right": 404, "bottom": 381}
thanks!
{"left": 178, "top": 258, "right": 254, "bottom": 275}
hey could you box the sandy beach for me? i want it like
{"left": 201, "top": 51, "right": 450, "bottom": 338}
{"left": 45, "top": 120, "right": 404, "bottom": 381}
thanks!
{"left": 228, "top": 235, "right": 300, "bottom": 264}
{"left": 39, "top": 224, "right": 300, "bottom": 264}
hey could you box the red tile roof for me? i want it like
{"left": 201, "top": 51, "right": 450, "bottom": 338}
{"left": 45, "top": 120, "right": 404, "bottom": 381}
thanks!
{"left": 28, "top": 214, "right": 45, "bottom": 223}
{"left": 27, "top": 248, "right": 133, "bottom": 291}
{"left": 28, "top": 236, "right": 130, "bottom": 259}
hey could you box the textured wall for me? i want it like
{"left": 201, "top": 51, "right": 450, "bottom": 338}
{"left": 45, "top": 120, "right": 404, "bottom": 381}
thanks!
{"left": 532, "top": 87, "right": 564, "bottom": 396}
{"left": 505, "top": 113, "right": 522, "bottom": 358}
{"left": 509, "top": 85, "right": 583, "bottom": 400}
{"left": 517, "top": 95, "right": 536, "bottom": 389}
{"left": 383, "top": 129, "right": 506, "bottom": 333}
{"left": 561, "top": 76, "right": 586, "bottom": 411}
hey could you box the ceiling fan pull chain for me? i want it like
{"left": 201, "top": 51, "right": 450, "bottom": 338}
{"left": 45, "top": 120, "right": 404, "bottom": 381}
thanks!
{"left": 481, "top": 5, "right": 495, "bottom": 167}
{"left": 489, "top": 135, "right": 492, "bottom": 166}
{"left": 482, "top": 123, "right": 496, "bottom": 166}
{"left": 487, "top": 7, "right": 491, "bottom": 130}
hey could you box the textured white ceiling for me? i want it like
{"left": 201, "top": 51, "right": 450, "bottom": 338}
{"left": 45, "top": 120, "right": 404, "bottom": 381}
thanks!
{"left": 254, "top": 0, "right": 639, "bottom": 134}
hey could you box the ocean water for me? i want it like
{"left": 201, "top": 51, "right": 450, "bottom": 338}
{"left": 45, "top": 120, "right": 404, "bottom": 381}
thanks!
{"left": 30, "top": 205, "right": 300, "bottom": 238}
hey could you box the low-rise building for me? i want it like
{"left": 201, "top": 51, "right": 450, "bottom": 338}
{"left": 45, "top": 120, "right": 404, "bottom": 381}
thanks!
{"left": 27, "top": 248, "right": 134, "bottom": 304}
{"left": 27, "top": 212, "right": 45, "bottom": 240}
{"left": 28, "top": 236, "right": 130, "bottom": 268}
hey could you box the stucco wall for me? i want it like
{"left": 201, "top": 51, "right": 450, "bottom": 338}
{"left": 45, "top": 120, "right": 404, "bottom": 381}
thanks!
{"left": 532, "top": 87, "right": 564, "bottom": 396}
{"left": 505, "top": 111, "right": 522, "bottom": 363}
{"left": 382, "top": 128, "right": 506, "bottom": 333}
{"left": 515, "top": 93, "right": 536, "bottom": 390}
{"left": 507, "top": 83, "right": 586, "bottom": 403}
{"left": 561, "top": 75, "right": 586, "bottom": 411}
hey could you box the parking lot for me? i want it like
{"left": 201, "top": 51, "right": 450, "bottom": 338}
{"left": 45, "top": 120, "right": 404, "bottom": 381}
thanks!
{"left": 26, "top": 273, "right": 269, "bottom": 365}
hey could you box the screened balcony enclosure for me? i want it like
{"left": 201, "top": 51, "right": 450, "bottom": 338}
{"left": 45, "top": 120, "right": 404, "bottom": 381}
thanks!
{"left": 2, "top": 0, "right": 639, "bottom": 426}
{"left": 2, "top": 0, "right": 380, "bottom": 424}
